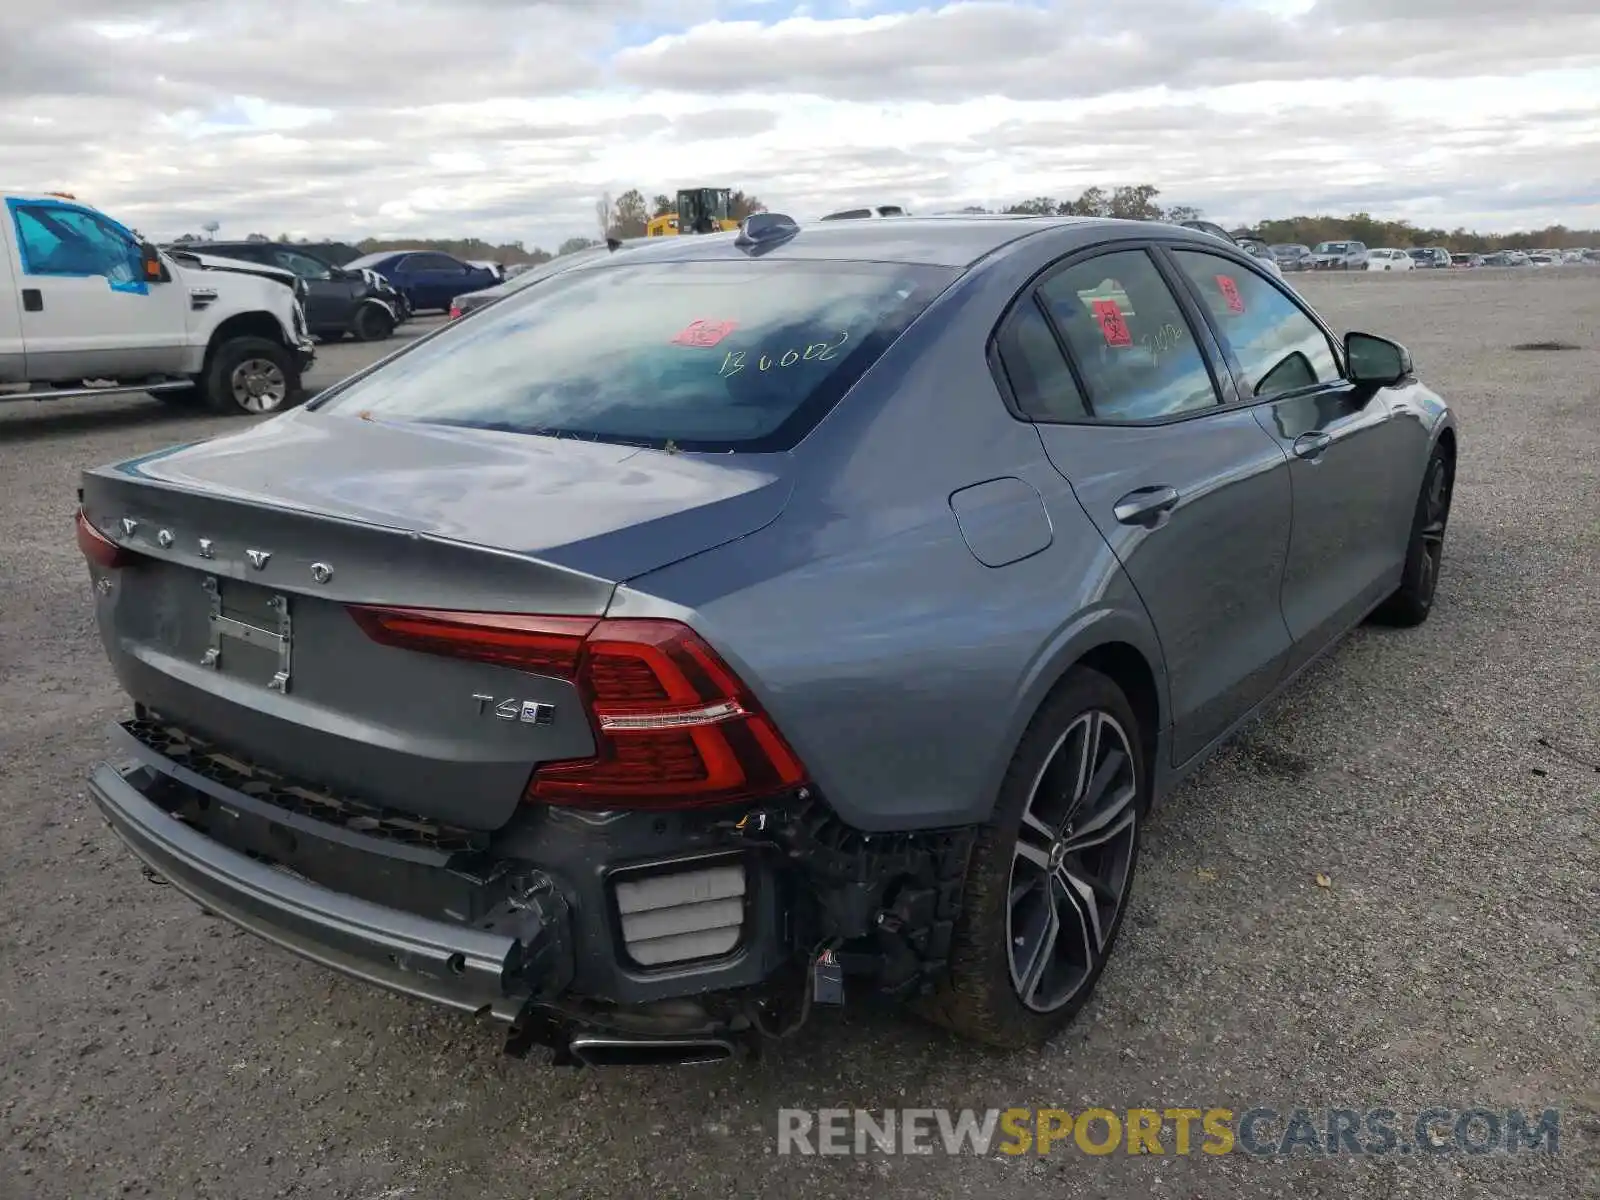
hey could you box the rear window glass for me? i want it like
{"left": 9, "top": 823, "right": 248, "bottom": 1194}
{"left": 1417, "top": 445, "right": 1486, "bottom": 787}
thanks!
{"left": 314, "top": 259, "right": 954, "bottom": 452}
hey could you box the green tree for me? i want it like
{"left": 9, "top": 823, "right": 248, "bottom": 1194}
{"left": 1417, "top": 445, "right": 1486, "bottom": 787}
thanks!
{"left": 729, "top": 190, "right": 765, "bottom": 220}
{"left": 652, "top": 193, "right": 675, "bottom": 218}
{"left": 607, "top": 189, "right": 650, "bottom": 238}
{"left": 1107, "top": 184, "right": 1163, "bottom": 220}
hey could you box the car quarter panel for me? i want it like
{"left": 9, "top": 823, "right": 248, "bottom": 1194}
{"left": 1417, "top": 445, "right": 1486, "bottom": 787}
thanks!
{"left": 607, "top": 233, "right": 1173, "bottom": 832}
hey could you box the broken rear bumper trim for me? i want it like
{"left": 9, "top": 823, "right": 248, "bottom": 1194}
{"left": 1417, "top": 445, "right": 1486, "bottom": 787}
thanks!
{"left": 88, "top": 760, "right": 537, "bottom": 1022}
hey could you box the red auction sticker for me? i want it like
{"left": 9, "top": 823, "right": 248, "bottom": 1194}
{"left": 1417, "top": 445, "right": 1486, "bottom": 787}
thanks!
{"left": 671, "top": 319, "right": 739, "bottom": 348}
{"left": 1090, "top": 299, "right": 1133, "bottom": 347}
{"left": 1215, "top": 275, "right": 1245, "bottom": 314}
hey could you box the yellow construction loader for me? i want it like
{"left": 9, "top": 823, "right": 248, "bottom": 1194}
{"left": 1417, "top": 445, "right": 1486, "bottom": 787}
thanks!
{"left": 646, "top": 187, "right": 740, "bottom": 237}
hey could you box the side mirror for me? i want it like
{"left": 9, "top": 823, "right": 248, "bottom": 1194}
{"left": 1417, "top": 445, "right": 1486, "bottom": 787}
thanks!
{"left": 1345, "top": 331, "right": 1412, "bottom": 386}
{"left": 140, "top": 242, "right": 170, "bottom": 283}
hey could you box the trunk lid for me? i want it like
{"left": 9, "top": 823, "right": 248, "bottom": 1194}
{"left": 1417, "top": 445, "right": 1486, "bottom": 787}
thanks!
{"left": 82, "top": 412, "right": 791, "bottom": 831}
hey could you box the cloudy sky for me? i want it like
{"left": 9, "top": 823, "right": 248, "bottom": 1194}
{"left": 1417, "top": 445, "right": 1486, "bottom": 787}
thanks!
{"left": 4, "top": 0, "right": 1597, "bottom": 250}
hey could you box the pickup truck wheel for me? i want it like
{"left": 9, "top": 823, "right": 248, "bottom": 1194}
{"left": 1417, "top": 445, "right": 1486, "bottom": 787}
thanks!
{"left": 351, "top": 304, "right": 394, "bottom": 342}
{"left": 202, "top": 337, "right": 298, "bottom": 416}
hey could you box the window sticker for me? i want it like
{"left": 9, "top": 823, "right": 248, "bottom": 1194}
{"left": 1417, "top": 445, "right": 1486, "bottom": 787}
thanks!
{"left": 1090, "top": 298, "right": 1133, "bottom": 347}
{"left": 1215, "top": 275, "right": 1245, "bottom": 314}
{"left": 670, "top": 319, "right": 739, "bottom": 348}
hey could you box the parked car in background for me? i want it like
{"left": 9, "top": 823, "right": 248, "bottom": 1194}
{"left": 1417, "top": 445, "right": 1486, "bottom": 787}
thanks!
{"left": 820, "top": 205, "right": 911, "bottom": 220}
{"left": 449, "top": 239, "right": 649, "bottom": 319}
{"left": 1407, "top": 248, "right": 1451, "bottom": 269}
{"left": 1177, "top": 219, "right": 1236, "bottom": 245}
{"left": 1310, "top": 241, "right": 1369, "bottom": 270}
{"left": 79, "top": 214, "right": 1456, "bottom": 1061}
{"left": 1527, "top": 253, "right": 1558, "bottom": 267}
{"left": 2, "top": 190, "right": 313, "bottom": 415}
{"left": 1450, "top": 253, "right": 1485, "bottom": 268}
{"left": 466, "top": 260, "right": 506, "bottom": 281}
{"left": 183, "top": 241, "right": 402, "bottom": 342}
{"left": 343, "top": 249, "right": 499, "bottom": 314}
{"left": 1234, "top": 237, "right": 1285, "bottom": 279}
{"left": 296, "top": 241, "right": 365, "bottom": 268}
{"left": 1367, "top": 249, "right": 1414, "bottom": 272}
{"left": 1271, "top": 244, "right": 1314, "bottom": 271}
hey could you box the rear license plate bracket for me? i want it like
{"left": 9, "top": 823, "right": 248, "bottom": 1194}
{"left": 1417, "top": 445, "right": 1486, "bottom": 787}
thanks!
{"left": 199, "top": 575, "right": 293, "bottom": 693}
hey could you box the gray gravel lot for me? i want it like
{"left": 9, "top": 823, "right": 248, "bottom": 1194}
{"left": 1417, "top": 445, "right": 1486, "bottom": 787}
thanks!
{"left": 1, "top": 273, "right": 1595, "bottom": 1199}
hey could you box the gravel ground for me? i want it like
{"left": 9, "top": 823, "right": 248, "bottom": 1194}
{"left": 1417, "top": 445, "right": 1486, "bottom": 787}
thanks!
{"left": 1, "top": 274, "right": 1595, "bottom": 1199}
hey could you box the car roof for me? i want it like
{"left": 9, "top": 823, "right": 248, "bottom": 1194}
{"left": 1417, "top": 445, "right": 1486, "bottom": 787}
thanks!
{"left": 549, "top": 214, "right": 1206, "bottom": 270}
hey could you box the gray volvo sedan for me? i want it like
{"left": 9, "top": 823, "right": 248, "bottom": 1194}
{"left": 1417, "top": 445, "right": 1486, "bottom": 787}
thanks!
{"left": 78, "top": 213, "right": 1456, "bottom": 1064}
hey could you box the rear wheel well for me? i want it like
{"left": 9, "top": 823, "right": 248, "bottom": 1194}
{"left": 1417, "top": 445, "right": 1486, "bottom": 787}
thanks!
{"left": 1072, "top": 642, "right": 1161, "bottom": 773}
{"left": 203, "top": 312, "right": 289, "bottom": 370}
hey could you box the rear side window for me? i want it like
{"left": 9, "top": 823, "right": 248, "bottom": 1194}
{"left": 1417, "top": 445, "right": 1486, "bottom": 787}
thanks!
{"left": 1033, "top": 250, "right": 1220, "bottom": 421}
{"left": 404, "top": 253, "right": 459, "bottom": 271}
{"left": 996, "top": 303, "right": 1088, "bottom": 421}
{"left": 1170, "top": 249, "right": 1339, "bottom": 400}
{"left": 316, "top": 259, "right": 956, "bottom": 452}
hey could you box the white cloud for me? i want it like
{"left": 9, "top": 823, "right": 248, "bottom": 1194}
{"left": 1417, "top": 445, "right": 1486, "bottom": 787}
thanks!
{"left": 0, "top": 0, "right": 1595, "bottom": 249}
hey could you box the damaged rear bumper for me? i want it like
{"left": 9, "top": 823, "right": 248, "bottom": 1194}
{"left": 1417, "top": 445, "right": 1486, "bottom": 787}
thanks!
{"left": 87, "top": 757, "right": 567, "bottom": 1022}
{"left": 87, "top": 716, "right": 978, "bottom": 1058}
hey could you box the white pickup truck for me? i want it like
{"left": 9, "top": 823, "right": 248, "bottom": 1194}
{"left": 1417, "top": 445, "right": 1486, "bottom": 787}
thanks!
{"left": 0, "top": 191, "right": 315, "bottom": 415}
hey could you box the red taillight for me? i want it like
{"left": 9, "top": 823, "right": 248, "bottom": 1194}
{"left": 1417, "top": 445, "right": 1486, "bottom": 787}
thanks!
{"left": 449, "top": 305, "right": 462, "bottom": 319}
{"left": 75, "top": 509, "right": 135, "bottom": 569}
{"left": 346, "top": 607, "right": 807, "bottom": 811}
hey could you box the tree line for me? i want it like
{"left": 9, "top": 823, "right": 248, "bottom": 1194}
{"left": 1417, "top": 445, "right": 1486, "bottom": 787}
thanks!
{"left": 975, "top": 185, "right": 1598, "bottom": 251}
{"left": 180, "top": 180, "right": 1592, "bottom": 264}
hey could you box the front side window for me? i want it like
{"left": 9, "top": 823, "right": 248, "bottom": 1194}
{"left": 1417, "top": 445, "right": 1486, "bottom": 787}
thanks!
{"left": 1033, "top": 249, "right": 1220, "bottom": 421}
{"left": 315, "top": 258, "right": 955, "bottom": 452}
{"left": 10, "top": 203, "right": 142, "bottom": 287}
{"left": 1171, "top": 249, "right": 1340, "bottom": 400}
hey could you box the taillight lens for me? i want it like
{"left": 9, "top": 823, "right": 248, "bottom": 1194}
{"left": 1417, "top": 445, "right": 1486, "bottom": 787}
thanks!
{"left": 76, "top": 509, "right": 136, "bottom": 569}
{"left": 448, "top": 305, "right": 462, "bottom": 319}
{"left": 346, "top": 607, "right": 807, "bottom": 810}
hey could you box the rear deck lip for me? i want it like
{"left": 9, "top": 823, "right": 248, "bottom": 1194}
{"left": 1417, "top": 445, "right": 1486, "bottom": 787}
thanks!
{"left": 88, "top": 759, "right": 534, "bottom": 1022}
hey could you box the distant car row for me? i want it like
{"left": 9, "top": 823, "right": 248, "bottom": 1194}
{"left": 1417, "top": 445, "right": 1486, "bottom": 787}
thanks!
{"left": 1268, "top": 242, "right": 1599, "bottom": 272}
{"left": 162, "top": 242, "right": 509, "bottom": 341}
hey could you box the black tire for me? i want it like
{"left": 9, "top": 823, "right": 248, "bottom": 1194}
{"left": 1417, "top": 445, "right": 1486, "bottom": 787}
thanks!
{"left": 199, "top": 336, "right": 300, "bottom": 416}
{"left": 1371, "top": 445, "right": 1454, "bottom": 627}
{"left": 917, "top": 667, "right": 1149, "bottom": 1049}
{"left": 351, "top": 304, "right": 394, "bottom": 343}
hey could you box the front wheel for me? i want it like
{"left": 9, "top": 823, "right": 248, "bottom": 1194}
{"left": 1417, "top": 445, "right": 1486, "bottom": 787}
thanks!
{"left": 917, "top": 667, "right": 1148, "bottom": 1049}
{"left": 1371, "top": 445, "right": 1453, "bottom": 627}
{"left": 200, "top": 336, "right": 300, "bottom": 416}
{"left": 351, "top": 303, "right": 394, "bottom": 342}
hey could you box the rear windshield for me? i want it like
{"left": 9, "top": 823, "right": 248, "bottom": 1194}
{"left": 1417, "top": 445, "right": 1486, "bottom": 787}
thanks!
{"left": 314, "top": 259, "right": 955, "bottom": 452}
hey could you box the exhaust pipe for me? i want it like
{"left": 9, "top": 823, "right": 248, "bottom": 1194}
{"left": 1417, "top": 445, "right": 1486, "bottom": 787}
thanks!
{"left": 567, "top": 1035, "right": 735, "bottom": 1067}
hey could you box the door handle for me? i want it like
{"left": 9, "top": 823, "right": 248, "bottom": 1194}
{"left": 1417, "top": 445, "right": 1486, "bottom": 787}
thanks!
{"left": 1113, "top": 485, "right": 1180, "bottom": 526}
{"left": 1293, "top": 432, "right": 1332, "bottom": 459}
{"left": 21, "top": 288, "right": 42, "bottom": 312}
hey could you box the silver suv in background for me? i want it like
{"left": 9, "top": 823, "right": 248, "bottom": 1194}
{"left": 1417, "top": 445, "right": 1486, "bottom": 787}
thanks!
{"left": 1272, "top": 244, "right": 1314, "bottom": 271}
{"left": 1407, "top": 247, "right": 1451, "bottom": 269}
{"left": 1310, "top": 240, "right": 1369, "bottom": 270}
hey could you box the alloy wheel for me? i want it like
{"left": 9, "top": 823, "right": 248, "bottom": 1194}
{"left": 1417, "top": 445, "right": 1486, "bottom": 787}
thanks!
{"left": 1416, "top": 457, "right": 1452, "bottom": 602}
{"left": 1006, "top": 710, "right": 1139, "bottom": 1013}
{"left": 229, "top": 359, "right": 288, "bottom": 413}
